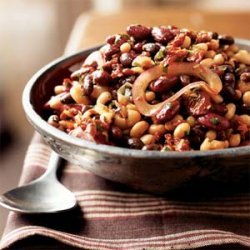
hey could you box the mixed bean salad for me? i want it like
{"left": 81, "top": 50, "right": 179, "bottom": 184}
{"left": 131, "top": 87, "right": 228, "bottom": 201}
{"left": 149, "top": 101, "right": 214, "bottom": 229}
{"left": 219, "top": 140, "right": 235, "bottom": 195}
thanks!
{"left": 45, "top": 24, "right": 250, "bottom": 151}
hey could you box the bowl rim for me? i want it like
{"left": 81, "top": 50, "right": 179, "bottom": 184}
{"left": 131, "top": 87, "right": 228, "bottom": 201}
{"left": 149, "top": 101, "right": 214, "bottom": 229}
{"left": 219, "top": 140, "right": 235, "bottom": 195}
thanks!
{"left": 22, "top": 39, "right": 250, "bottom": 159}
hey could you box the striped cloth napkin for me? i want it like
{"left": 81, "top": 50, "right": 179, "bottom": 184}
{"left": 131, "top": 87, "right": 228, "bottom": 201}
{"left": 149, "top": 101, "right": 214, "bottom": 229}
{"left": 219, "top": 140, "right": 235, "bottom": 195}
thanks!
{"left": 0, "top": 133, "right": 250, "bottom": 250}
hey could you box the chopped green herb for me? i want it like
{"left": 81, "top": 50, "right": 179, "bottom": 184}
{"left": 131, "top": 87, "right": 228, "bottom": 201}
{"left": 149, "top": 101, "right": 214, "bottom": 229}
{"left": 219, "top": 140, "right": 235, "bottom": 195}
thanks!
{"left": 132, "top": 62, "right": 141, "bottom": 67}
{"left": 163, "top": 146, "right": 171, "bottom": 151}
{"left": 155, "top": 47, "right": 166, "bottom": 61}
{"left": 96, "top": 123, "right": 104, "bottom": 132}
{"left": 210, "top": 117, "right": 220, "bottom": 125}
{"left": 120, "top": 34, "right": 130, "bottom": 40}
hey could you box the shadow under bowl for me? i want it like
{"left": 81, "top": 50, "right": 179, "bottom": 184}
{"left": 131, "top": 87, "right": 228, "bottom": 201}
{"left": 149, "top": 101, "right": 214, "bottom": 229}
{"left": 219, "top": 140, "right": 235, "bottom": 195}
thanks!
{"left": 22, "top": 41, "right": 250, "bottom": 194}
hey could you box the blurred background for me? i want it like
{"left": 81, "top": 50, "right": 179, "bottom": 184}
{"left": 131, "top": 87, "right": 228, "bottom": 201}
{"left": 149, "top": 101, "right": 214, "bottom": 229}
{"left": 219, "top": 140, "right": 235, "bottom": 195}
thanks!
{"left": 0, "top": 0, "right": 249, "bottom": 237}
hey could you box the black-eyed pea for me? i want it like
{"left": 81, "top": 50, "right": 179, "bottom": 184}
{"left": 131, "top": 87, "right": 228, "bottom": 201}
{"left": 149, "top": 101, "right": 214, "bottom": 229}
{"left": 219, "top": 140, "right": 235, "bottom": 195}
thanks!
{"left": 140, "top": 134, "right": 155, "bottom": 145}
{"left": 114, "top": 114, "right": 127, "bottom": 129}
{"left": 208, "top": 39, "right": 219, "bottom": 50}
{"left": 94, "top": 103, "right": 110, "bottom": 115}
{"left": 54, "top": 85, "right": 66, "bottom": 95}
{"left": 213, "top": 54, "right": 225, "bottom": 65}
{"left": 148, "top": 124, "right": 166, "bottom": 136}
{"left": 120, "top": 42, "right": 131, "bottom": 53}
{"left": 132, "top": 55, "right": 155, "bottom": 69}
{"left": 229, "top": 134, "right": 241, "bottom": 147}
{"left": 229, "top": 44, "right": 239, "bottom": 53}
{"left": 234, "top": 50, "right": 250, "bottom": 65}
{"left": 70, "top": 84, "right": 89, "bottom": 104}
{"left": 91, "top": 85, "right": 110, "bottom": 99}
{"left": 127, "top": 110, "right": 141, "bottom": 127}
{"left": 130, "top": 121, "right": 149, "bottom": 138}
{"left": 200, "top": 58, "right": 214, "bottom": 67}
{"left": 195, "top": 43, "right": 208, "bottom": 51}
{"left": 165, "top": 115, "right": 183, "bottom": 131}
{"left": 117, "top": 94, "right": 129, "bottom": 105}
{"left": 186, "top": 116, "right": 196, "bottom": 127}
{"left": 200, "top": 138, "right": 229, "bottom": 150}
{"left": 205, "top": 50, "right": 216, "bottom": 58}
{"left": 114, "top": 109, "right": 141, "bottom": 129}
{"left": 243, "top": 91, "right": 250, "bottom": 106}
{"left": 96, "top": 91, "right": 112, "bottom": 105}
{"left": 83, "top": 109, "right": 98, "bottom": 119}
{"left": 226, "top": 51, "right": 234, "bottom": 58}
{"left": 225, "top": 103, "right": 236, "bottom": 120}
{"left": 238, "top": 81, "right": 250, "bottom": 94}
{"left": 239, "top": 115, "right": 250, "bottom": 126}
{"left": 205, "top": 130, "right": 216, "bottom": 140}
{"left": 49, "top": 96, "right": 63, "bottom": 109}
{"left": 145, "top": 91, "right": 156, "bottom": 102}
{"left": 100, "top": 112, "right": 115, "bottom": 124}
{"left": 48, "top": 115, "right": 59, "bottom": 127}
{"left": 182, "top": 36, "right": 191, "bottom": 49}
{"left": 173, "top": 122, "right": 190, "bottom": 139}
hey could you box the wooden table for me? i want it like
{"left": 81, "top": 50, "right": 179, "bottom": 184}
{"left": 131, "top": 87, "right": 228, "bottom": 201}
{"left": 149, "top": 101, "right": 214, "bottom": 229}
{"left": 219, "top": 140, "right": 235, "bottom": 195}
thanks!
{"left": 65, "top": 8, "right": 250, "bottom": 53}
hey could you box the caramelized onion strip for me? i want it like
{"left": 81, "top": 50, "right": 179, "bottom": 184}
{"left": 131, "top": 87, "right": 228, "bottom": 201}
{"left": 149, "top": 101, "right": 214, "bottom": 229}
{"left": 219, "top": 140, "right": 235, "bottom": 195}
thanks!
{"left": 132, "top": 63, "right": 222, "bottom": 116}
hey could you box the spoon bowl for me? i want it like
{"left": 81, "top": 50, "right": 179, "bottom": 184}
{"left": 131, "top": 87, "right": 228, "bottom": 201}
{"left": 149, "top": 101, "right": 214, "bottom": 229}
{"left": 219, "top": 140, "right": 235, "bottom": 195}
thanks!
{"left": 0, "top": 152, "right": 76, "bottom": 213}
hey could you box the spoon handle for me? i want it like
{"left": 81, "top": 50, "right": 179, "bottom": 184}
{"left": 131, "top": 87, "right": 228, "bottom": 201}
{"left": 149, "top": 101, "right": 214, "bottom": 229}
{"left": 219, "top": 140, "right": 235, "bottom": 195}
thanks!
{"left": 42, "top": 151, "right": 62, "bottom": 178}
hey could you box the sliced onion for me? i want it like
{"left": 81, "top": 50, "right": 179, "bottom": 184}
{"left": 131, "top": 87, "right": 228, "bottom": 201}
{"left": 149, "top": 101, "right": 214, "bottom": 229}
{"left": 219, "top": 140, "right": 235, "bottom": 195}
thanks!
{"left": 132, "top": 63, "right": 222, "bottom": 116}
{"left": 83, "top": 51, "right": 105, "bottom": 67}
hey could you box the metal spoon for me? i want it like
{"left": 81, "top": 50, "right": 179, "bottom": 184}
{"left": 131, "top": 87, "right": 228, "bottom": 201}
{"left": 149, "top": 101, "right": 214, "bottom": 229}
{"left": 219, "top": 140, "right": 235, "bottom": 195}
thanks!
{"left": 0, "top": 152, "right": 76, "bottom": 213}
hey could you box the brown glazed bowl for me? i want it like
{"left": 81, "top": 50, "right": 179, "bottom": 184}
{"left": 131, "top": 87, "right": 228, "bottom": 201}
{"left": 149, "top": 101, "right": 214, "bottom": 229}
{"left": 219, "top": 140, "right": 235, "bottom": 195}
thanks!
{"left": 23, "top": 40, "right": 250, "bottom": 194}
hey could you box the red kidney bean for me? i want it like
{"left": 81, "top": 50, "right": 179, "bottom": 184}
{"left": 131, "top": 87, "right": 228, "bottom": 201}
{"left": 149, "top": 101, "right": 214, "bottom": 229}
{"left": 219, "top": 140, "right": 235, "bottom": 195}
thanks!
{"left": 210, "top": 31, "right": 218, "bottom": 39}
{"left": 222, "top": 84, "right": 238, "bottom": 101}
{"left": 240, "top": 72, "right": 250, "bottom": 82}
{"left": 240, "top": 104, "right": 250, "bottom": 115}
{"left": 240, "top": 140, "right": 250, "bottom": 146}
{"left": 111, "top": 126, "right": 123, "bottom": 140}
{"left": 149, "top": 75, "right": 179, "bottom": 93}
{"left": 133, "top": 42, "right": 144, "bottom": 52}
{"left": 223, "top": 64, "right": 234, "bottom": 73}
{"left": 197, "top": 113, "right": 230, "bottom": 131}
{"left": 83, "top": 75, "right": 94, "bottom": 95}
{"left": 223, "top": 72, "right": 235, "bottom": 87}
{"left": 211, "top": 103, "right": 228, "bottom": 116}
{"left": 120, "top": 52, "right": 134, "bottom": 67}
{"left": 151, "top": 26, "right": 175, "bottom": 44}
{"left": 155, "top": 100, "right": 180, "bottom": 123}
{"left": 92, "top": 70, "right": 112, "bottom": 86}
{"left": 142, "top": 43, "right": 160, "bottom": 55}
{"left": 189, "top": 125, "right": 205, "bottom": 150}
{"left": 127, "top": 138, "right": 144, "bottom": 149}
{"left": 105, "top": 35, "right": 116, "bottom": 44}
{"left": 218, "top": 35, "right": 234, "bottom": 45}
{"left": 122, "top": 68, "right": 135, "bottom": 76}
{"left": 127, "top": 24, "right": 151, "bottom": 41}
{"left": 216, "top": 131, "right": 227, "bottom": 140}
{"left": 183, "top": 90, "right": 212, "bottom": 116}
{"left": 104, "top": 44, "right": 120, "bottom": 59}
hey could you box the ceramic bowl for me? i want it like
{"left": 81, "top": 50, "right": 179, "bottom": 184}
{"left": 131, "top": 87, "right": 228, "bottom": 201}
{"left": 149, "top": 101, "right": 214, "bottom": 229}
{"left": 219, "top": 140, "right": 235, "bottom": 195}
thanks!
{"left": 22, "top": 40, "right": 250, "bottom": 194}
